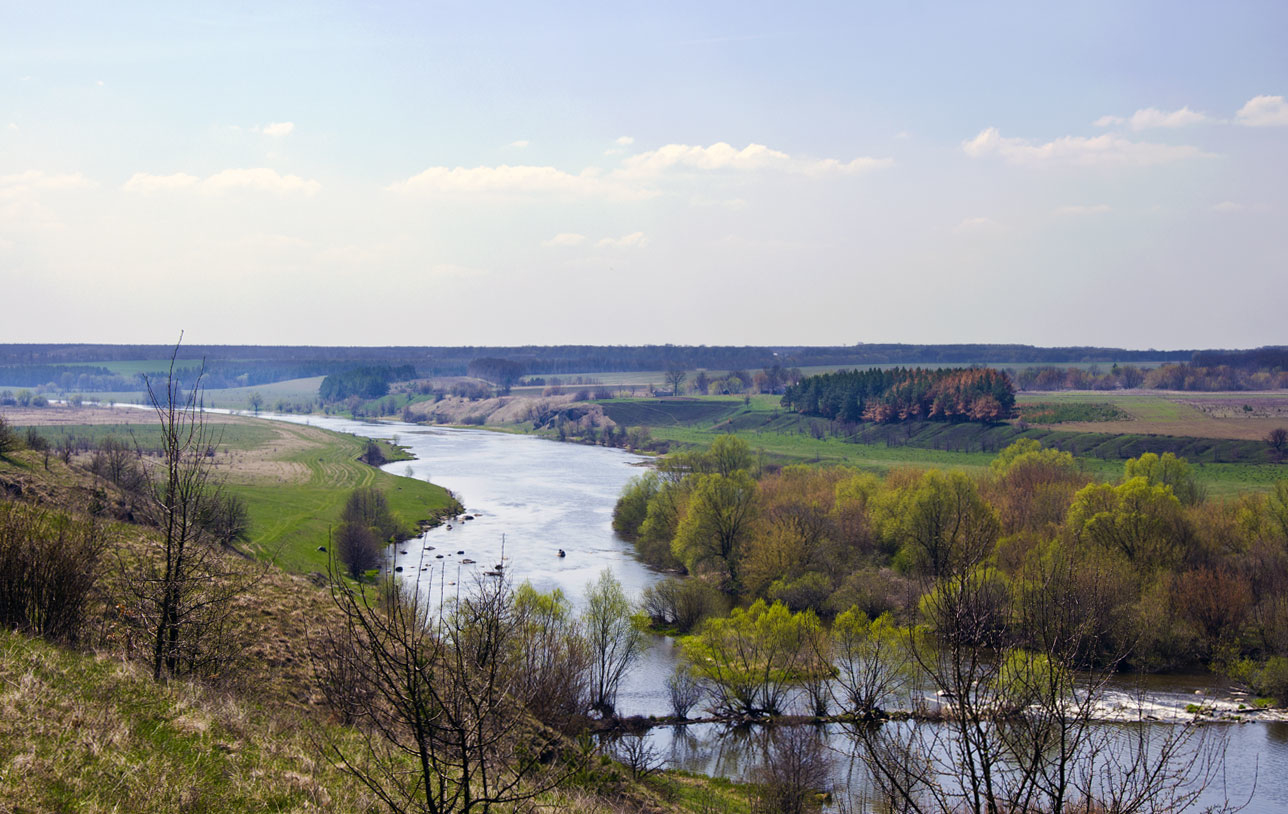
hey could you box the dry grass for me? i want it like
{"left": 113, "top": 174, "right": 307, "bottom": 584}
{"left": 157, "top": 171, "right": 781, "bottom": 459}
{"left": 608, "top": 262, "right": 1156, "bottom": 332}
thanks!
{"left": 0, "top": 629, "right": 383, "bottom": 813}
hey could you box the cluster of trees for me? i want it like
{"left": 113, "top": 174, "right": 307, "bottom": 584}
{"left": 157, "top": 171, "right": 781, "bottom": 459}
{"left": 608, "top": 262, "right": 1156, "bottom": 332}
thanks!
{"left": 670, "top": 364, "right": 803, "bottom": 397}
{"left": 615, "top": 435, "right": 1288, "bottom": 699}
{"left": 466, "top": 357, "right": 526, "bottom": 394}
{"left": 319, "top": 365, "right": 416, "bottom": 402}
{"left": 1141, "top": 362, "right": 1288, "bottom": 392}
{"left": 782, "top": 367, "right": 1016, "bottom": 424}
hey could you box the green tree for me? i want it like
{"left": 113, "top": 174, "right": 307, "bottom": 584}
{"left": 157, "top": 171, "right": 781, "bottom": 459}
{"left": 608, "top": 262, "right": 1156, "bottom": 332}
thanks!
{"left": 1124, "top": 451, "right": 1203, "bottom": 506}
{"left": 1067, "top": 476, "right": 1187, "bottom": 567}
{"left": 681, "top": 599, "right": 822, "bottom": 717}
{"left": 0, "top": 416, "right": 19, "bottom": 456}
{"left": 885, "top": 470, "right": 999, "bottom": 578}
{"left": 672, "top": 470, "right": 758, "bottom": 591}
{"left": 829, "top": 609, "right": 916, "bottom": 718}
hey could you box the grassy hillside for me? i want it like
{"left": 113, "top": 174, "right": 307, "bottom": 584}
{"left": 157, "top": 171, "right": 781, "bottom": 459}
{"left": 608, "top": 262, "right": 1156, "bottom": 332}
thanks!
{"left": 0, "top": 447, "right": 754, "bottom": 814}
{"left": 6, "top": 408, "right": 458, "bottom": 576}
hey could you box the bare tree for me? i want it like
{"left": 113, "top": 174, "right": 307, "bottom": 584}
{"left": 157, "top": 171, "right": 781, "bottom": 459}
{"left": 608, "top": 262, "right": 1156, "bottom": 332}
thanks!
{"left": 1268, "top": 427, "right": 1288, "bottom": 461}
{"left": 752, "top": 726, "right": 832, "bottom": 814}
{"left": 850, "top": 547, "right": 1234, "bottom": 814}
{"left": 124, "top": 338, "right": 259, "bottom": 681}
{"left": 583, "top": 569, "right": 644, "bottom": 715}
{"left": 318, "top": 560, "right": 578, "bottom": 813}
{"left": 665, "top": 364, "right": 687, "bottom": 397}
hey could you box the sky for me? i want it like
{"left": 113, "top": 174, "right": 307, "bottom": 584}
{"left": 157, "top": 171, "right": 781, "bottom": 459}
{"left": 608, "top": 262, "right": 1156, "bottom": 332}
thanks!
{"left": 1, "top": 1, "right": 1285, "bottom": 349}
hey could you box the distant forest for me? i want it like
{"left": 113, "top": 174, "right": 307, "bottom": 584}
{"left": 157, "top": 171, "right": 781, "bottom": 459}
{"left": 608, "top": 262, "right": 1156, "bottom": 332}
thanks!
{"left": 782, "top": 367, "right": 1016, "bottom": 423}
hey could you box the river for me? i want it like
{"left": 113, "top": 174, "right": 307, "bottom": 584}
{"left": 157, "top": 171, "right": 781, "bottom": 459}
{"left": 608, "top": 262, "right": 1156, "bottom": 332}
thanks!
{"left": 255, "top": 412, "right": 1286, "bottom": 812}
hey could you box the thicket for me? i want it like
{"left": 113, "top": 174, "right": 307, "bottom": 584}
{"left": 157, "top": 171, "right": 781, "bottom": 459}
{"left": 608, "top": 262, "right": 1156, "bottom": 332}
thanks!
{"left": 319, "top": 365, "right": 416, "bottom": 402}
{"left": 782, "top": 367, "right": 1016, "bottom": 423}
{"left": 614, "top": 435, "right": 1288, "bottom": 696}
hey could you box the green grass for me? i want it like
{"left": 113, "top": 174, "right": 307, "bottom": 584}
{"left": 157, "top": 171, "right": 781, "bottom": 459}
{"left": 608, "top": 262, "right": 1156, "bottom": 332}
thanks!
{"left": 595, "top": 396, "right": 1286, "bottom": 494}
{"left": 1014, "top": 391, "right": 1205, "bottom": 422}
{"left": 56, "top": 358, "right": 206, "bottom": 375}
{"left": 228, "top": 421, "right": 456, "bottom": 575}
{"left": 19, "top": 421, "right": 280, "bottom": 452}
{"left": 1017, "top": 401, "right": 1130, "bottom": 423}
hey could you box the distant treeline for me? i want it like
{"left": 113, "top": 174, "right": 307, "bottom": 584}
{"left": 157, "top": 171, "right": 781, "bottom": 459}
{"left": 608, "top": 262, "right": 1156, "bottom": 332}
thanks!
{"left": 319, "top": 365, "right": 416, "bottom": 402}
{"left": 0, "top": 342, "right": 1194, "bottom": 379}
{"left": 1016, "top": 359, "right": 1288, "bottom": 392}
{"left": 782, "top": 367, "right": 1016, "bottom": 423}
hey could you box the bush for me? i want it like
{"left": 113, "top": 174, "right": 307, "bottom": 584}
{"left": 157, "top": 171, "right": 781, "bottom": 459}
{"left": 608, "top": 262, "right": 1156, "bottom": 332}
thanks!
{"left": 0, "top": 502, "right": 106, "bottom": 644}
{"left": 341, "top": 487, "right": 399, "bottom": 542}
{"left": 641, "top": 577, "right": 725, "bottom": 634}
{"left": 335, "top": 521, "right": 379, "bottom": 578}
{"left": 0, "top": 416, "right": 19, "bottom": 456}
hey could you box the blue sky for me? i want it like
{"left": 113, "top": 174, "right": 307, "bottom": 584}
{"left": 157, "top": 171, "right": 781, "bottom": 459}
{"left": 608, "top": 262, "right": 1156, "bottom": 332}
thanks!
{"left": 2, "top": 1, "right": 1285, "bottom": 348}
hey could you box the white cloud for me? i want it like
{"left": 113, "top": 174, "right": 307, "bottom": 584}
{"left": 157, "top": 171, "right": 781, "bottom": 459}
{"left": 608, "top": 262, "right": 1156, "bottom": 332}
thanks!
{"left": 1097, "top": 107, "right": 1209, "bottom": 131}
{"left": 620, "top": 141, "right": 892, "bottom": 176}
{"left": 1055, "top": 203, "right": 1112, "bottom": 216}
{"left": 122, "top": 172, "right": 200, "bottom": 193}
{"left": 202, "top": 168, "right": 319, "bottom": 194}
{"left": 0, "top": 170, "right": 96, "bottom": 198}
{"left": 952, "top": 217, "right": 1002, "bottom": 235}
{"left": 260, "top": 121, "right": 295, "bottom": 137}
{"left": 386, "top": 164, "right": 647, "bottom": 200}
{"left": 963, "top": 127, "right": 1209, "bottom": 167}
{"left": 615, "top": 136, "right": 634, "bottom": 146}
{"left": 124, "top": 168, "right": 320, "bottom": 195}
{"left": 542, "top": 232, "right": 587, "bottom": 247}
{"left": 6, "top": 123, "right": 16, "bottom": 131}
{"left": 1235, "top": 95, "right": 1288, "bottom": 127}
{"left": 508, "top": 140, "right": 530, "bottom": 148}
{"left": 1211, "top": 200, "right": 1245, "bottom": 212}
{"left": 597, "top": 231, "right": 648, "bottom": 248}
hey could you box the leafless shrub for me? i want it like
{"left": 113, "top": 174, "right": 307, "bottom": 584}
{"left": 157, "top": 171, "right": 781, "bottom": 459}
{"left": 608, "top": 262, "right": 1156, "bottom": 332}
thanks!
{"left": 607, "top": 732, "right": 664, "bottom": 782}
{"left": 666, "top": 665, "right": 704, "bottom": 719}
{"left": 0, "top": 502, "right": 107, "bottom": 644}
{"left": 316, "top": 566, "right": 580, "bottom": 813}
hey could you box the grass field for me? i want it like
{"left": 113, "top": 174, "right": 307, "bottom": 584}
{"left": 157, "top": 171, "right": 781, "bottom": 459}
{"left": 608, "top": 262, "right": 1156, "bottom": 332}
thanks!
{"left": 1016, "top": 389, "right": 1288, "bottom": 441}
{"left": 596, "top": 395, "right": 1285, "bottom": 496}
{"left": 76, "top": 376, "right": 326, "bottom": 411}
{"left": 225, "top": 419, "right": 457, "bottom": 574}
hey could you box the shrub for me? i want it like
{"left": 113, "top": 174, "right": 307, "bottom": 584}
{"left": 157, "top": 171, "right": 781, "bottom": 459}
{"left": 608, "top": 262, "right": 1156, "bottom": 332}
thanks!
{"left": 0, "top": 502, "right": 106, "bottom": 644}
{"left": 641, "top": 577, "right": 725, "bottom": 634}
{"left": 335, "top": 521, "right": 379, "bottom": 578}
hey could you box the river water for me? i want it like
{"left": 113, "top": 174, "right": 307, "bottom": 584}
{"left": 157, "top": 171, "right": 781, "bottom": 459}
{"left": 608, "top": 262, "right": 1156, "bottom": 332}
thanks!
{"left": 255, "top": 413, "right": 1286, "bottom": 812}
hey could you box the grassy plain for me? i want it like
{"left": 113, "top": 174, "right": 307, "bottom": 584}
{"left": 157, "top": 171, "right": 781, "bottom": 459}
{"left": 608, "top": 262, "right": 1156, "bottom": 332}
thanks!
{"left": 4, "top": 407, "right": 455, "bottom": 576}
{"left": 598, "top": 395, "right": 1286, "bottom": 496}
{"left": 1016, "top": 389, "right": 1288, "bottom": 441}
